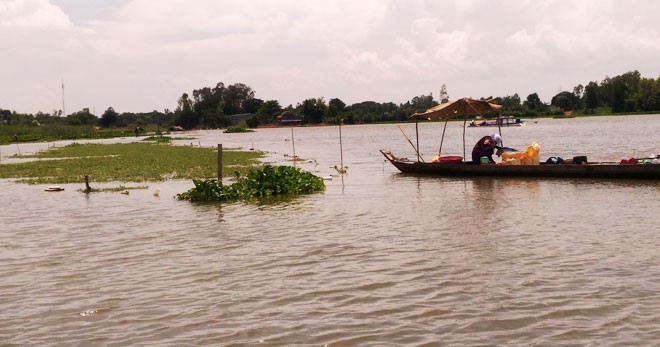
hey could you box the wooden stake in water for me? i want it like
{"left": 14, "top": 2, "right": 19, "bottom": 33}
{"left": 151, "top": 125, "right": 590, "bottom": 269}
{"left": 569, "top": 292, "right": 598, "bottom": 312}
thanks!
{"left": 291, "top": 128, "right": 296, "bottom": 166}
{"left": 217, "top": 144, "right": 223, "bottom": 182}
{"left": 339, "top": 118, "right": 344, "bottom": 172}
{"left": 85, "top": 175, "right": 92, "bottom": 193}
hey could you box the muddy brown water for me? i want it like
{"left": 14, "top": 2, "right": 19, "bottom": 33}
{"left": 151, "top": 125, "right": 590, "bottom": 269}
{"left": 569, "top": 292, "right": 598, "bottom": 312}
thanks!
{"left": 1, "top": 115, "right": 660, "bottom": 346}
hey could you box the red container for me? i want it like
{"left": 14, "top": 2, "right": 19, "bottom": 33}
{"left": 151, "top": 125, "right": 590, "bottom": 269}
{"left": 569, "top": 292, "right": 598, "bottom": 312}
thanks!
{"left": 437, "top": 156, "right": 463, "bottom": 163}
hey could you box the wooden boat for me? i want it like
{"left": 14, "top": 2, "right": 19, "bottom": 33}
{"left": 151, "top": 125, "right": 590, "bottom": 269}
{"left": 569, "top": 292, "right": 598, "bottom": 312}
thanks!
{"left": 381, "top": 150, "right": 660, "bottom": 180}
{"left": 383, "top": 98, "right": 660, "bottom": 180}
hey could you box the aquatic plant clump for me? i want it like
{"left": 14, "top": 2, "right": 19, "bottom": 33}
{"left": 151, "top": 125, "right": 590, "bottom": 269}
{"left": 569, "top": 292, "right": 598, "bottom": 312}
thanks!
{"left": 223, "top": 125, "right": 253, "bottom": 133}
{"left": 176, "top": 165, "right": 325, "bottom": 202}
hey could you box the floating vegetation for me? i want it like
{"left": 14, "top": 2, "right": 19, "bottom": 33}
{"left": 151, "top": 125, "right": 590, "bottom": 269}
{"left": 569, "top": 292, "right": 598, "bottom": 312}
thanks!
{"left": 176, "top": 165, "right": 325, "bottom": 202}
{"left": 223, "top": 125, "right": 253, "bottom": 133}
{"left": 142, "top": 136, "right": 171, "bottom": 143}
{"left": 76, "top": 185, "right": 149, "bottom": 193}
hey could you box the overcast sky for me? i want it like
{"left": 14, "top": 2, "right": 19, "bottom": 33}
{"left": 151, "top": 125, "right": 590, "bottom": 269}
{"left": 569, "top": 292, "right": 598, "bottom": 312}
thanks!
{"left": 2, "top": 0, "right": 660, "bottom": 115}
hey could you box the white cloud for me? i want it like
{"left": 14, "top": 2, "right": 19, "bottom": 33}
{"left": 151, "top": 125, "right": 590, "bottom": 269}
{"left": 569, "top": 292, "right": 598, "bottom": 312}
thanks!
{"left": 0, "top": 0, "right": 71, "bottom": 28}
{"left": 2, "top": 0, "right": 660, "bottom": 114}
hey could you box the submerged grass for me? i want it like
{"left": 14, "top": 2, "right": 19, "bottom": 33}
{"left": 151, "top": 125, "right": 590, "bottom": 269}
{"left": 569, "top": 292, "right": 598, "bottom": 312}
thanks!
{"left": 0, "top": 142, "right": 263, "bottom": 184}
{"left": 77, "top": 185, "right": 149, "bottom": 193}
{"left": 142, "top": 136, "right": 171, "bottom": 143}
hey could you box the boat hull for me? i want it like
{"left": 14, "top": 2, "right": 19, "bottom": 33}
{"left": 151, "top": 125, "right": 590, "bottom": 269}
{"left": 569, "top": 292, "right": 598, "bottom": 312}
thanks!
{"left": 380, "top": 150, "right": 660, "bottom": 180}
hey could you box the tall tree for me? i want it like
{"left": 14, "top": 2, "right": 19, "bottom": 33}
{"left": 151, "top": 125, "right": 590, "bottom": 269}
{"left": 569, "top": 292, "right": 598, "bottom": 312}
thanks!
{"left": 495, "top": 94, "right": 522, "bottom": 109}
{"left": 634, "top": 77, "right": 660, "bottom": 112}
{"left": 177, "top": 93, "right": 193, "bottom": 113}
{"left": 327, "top": 98, "right": 346, "bottom": 119}
{"left": 256, "top": 100, "right": 282, "bottom": 124}
{"left": 601, "top": 71, "right": 641, "bottom": 113}
{"left": 573, "top": 84, "right": 584, "bottom": 98}
{"left": 523, "top": 93, "right": 543, "bottom": 110}
{"left": 175, "top": 93, "right": 198, "bottom": 129}
{"left": 551, "top": 91, "right": 579, "bottom": 111}
{"left": 410, "top": 94, "right": 435, "bottom": 112}
{"left": 242, "top": 98, "right": 264, "bottom": 114}
{"left": 99, "top": 107, "right": 119, "bottom": 128}
{"left": 299, "top": 98, "right": 327, "bottom": 123}
{"left": 583, "top": 81, "right": 600, "bottom": 112}
{"left": 439, "top": 84, "right": 450, "bottom": 103}
{"left": 223, "top": 83, "right": 255, "bottom": 115}
{"left": 610, "top": 78, "right": 628, "bottom": 113}
{"left": 66, "top": 109, "right": 97, "bottom": 125}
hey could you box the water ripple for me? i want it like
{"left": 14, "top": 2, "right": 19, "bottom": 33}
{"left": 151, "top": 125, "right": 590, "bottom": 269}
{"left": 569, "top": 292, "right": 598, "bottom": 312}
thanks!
{"left": 3, "top": 118, "right": 660, "bottom": 345}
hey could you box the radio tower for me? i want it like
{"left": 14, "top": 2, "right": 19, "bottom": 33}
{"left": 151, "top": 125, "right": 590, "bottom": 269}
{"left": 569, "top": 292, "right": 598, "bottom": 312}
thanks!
{"left": 61, "top": 77, "right": 66, "bottom": 117}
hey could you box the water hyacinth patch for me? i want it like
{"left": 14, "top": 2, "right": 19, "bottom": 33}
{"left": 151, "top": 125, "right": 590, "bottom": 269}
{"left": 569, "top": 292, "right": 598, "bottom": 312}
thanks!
{"left": 176, "top": 165, "right": 325, "bottom": 202}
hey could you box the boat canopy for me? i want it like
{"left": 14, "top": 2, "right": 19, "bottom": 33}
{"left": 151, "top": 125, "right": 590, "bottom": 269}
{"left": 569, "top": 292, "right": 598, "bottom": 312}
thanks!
{"left": 407, "top": 97, "right": 504, "bottom": 162}
{"left": 411, "top": 98, "right": 502, "bottom": 121}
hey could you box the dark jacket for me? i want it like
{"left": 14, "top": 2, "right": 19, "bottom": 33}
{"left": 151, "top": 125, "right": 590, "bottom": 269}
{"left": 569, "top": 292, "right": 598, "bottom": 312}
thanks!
{"left": 472, "top": 136, "right": 496, "bottom": 164}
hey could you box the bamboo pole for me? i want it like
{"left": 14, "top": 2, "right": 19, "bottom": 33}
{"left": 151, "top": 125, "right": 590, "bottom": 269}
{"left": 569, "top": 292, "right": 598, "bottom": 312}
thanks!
{"left": 497, "top": 114, "right": 503, "bottom": 148}
{"left": 398, "top": 124, "right": 424, "bottom": 162}
{"left": 462, "top": 102, "right": 467, "bottom": 161}
{"left": 291, "top": 127, "right": 296, "bottom": 167}
{"left": 415, "top": 120, "right": 420, "bottom": 163}
{"left": 217, "top": 144, "right": 223, "bottom": 182}
{"left": 438, "top": 119, "right": 449, "bottom": 156}
{"left": 338, "top": 118, "right": 344, "bottom": 172}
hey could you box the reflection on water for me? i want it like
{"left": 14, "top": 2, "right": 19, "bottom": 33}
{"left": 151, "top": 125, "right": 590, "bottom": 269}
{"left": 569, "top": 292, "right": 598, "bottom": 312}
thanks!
{"left": 1, "top": 115, "right": 660, "bottom": 345}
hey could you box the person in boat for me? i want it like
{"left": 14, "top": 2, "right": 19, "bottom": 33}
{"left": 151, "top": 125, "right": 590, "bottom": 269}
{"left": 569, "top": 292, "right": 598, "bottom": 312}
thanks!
{"left": 472, "top": 133, "right": 503, "bottom": 164}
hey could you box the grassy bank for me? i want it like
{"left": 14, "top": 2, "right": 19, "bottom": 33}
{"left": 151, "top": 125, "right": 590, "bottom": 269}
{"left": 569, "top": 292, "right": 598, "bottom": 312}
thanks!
{"left": 0, "top": 124, "right": 148, "bottom": 144}
{"left": 0, "top": 142, "right": 263, "bottom": 184}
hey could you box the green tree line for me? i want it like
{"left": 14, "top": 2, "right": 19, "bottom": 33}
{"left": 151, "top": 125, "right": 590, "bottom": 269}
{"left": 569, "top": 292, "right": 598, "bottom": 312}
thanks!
{"left": 3, "top": 70, "right": 660, "bottom": 134}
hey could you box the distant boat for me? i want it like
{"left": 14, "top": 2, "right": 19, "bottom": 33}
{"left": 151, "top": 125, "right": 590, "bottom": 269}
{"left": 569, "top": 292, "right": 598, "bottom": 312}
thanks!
{"left": 468, "top": 116, "right": 525, "bottom": 127}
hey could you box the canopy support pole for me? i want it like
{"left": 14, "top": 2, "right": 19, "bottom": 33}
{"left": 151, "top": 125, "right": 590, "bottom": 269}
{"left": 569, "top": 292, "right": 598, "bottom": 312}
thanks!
{"left": 497, "top": 113, "right": 503, "bottom": 148}
{"left": 462, "top": 118, "right": 467, "bottom": 161}
{"left": 438, "top": 118, "right": 448, "bottom": 156}
{"left": 415, "top": 120, "right": 420, "bottom": 163}
{"left": 462, "top": 101, "right": 467, "bottom": 162}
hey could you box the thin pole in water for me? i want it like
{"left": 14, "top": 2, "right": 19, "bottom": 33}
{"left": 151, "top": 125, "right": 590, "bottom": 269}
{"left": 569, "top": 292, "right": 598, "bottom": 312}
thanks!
{"left": 85, "top": 175, "right": 91, "bottom": 193}
{"left": 339, "top": 118, "right": 344, "bottom": 171}
{"left": 291, "top": 128, "right": 296, "bottom": 167}
{"left": 217, "top": 144, "right": 223, "bottom": 182}
{"left": 415, "top": 120, "right": 420, "bottom": 163}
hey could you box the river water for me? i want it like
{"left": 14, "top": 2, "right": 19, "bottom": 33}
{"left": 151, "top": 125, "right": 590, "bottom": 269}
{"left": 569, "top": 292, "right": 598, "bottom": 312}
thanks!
{"left": 1, "top": 115, "right": 660, "bottom": 346}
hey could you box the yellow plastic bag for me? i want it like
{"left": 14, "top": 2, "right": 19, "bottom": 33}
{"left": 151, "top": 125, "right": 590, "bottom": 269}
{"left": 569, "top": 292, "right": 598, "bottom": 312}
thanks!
{"left": 501, "top": 142, "right": 540, "bottom": 165}
{"left": 501, "top": 151, "right": 523, "bottom": 165}
{"left": 524, "top": 142, "right": 540, "bottom": 165}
